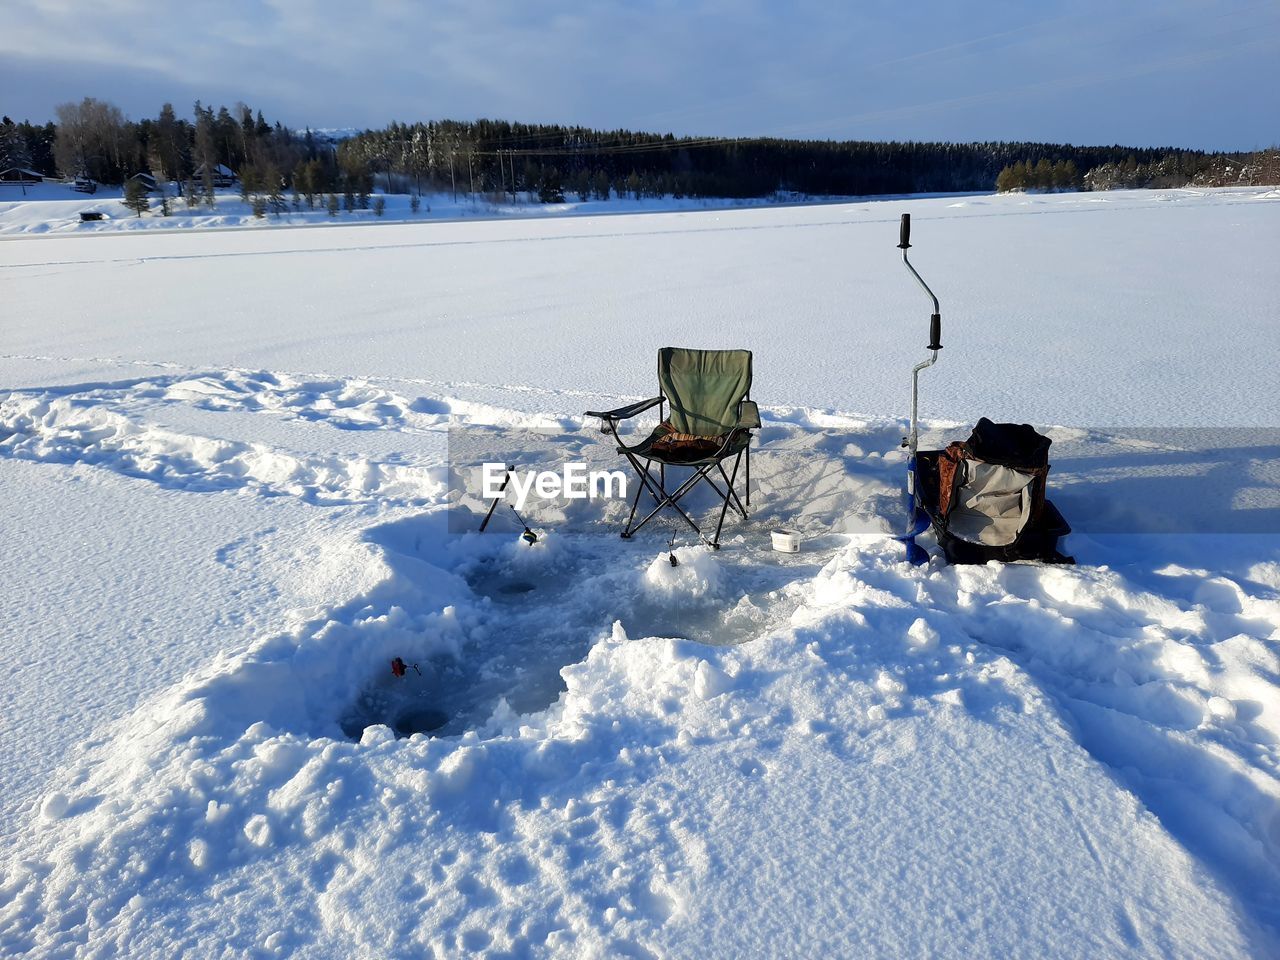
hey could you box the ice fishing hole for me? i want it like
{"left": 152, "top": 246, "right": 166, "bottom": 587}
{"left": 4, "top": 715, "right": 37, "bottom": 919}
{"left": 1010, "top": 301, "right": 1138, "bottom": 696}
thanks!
{"left": 394, "top": 708, "right": 450, "bottom": 737}
{"left": 340, "top": 676, "right": 453, "bottom": 741}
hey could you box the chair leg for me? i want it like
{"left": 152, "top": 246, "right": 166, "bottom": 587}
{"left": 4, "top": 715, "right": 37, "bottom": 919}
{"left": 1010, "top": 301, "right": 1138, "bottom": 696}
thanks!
{"left": 622, "top": 458, "right": 664, "bottom": 536}
{"left": 745, "top": 445, "right": 750, "bottom": 508}
{"left": 628, "top": 466, "right": 708, "bottom": 540}
{"left": 716, "top": 458, "right": 748, "bottom": 520}
{"left": 630, "top": 494, "right": 703, "bottom": 540}
{"left": 621, "top": 454, "right": 669, "bottom": 509}
{"left": 712, "top": 452, "right": 744, "bottom": 548}
{"left": 620, "top": 456, "right": 704, "bottom": 540}
{"left": 617, "top": 449, "right": 750, "bottom": 548}
{"left": 621, "top": 467, "right": 647, "bottom": 537}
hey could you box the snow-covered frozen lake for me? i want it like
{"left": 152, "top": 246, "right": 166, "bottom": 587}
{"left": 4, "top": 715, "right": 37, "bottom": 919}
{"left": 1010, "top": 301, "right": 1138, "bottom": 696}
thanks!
{"left": 2, "top": 187, "right": 1279, "bottom": 958}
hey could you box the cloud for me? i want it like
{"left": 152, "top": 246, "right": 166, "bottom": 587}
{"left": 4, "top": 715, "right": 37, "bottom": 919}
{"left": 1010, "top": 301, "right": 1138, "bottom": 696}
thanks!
{"left": 2, "top": 0, "right": 1277, "bottom": 148}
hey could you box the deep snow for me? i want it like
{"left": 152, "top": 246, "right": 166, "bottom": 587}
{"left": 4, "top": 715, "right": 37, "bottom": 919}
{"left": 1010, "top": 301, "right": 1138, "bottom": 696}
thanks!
{"left": 1, "top": 188, "right": 1279, "bottom": 958}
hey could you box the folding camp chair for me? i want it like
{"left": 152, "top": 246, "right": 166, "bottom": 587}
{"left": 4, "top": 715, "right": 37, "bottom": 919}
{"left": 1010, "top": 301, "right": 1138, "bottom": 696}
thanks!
{"left": 586, "top": 347, "right": 759, "bottom": 549}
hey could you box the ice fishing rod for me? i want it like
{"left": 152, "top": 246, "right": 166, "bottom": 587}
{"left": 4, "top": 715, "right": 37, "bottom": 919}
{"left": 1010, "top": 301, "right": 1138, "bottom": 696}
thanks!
{"left": 478, "top": 465, "right": 539, "bottom": 543}
{"left": 510, "top": 505, "right": 539, "bottom": 544}
{"left": 478, "top": 465, "right": 514, "bottom": 532}
{"left": 897, "top": 213, "right": 942, "bottom": 564}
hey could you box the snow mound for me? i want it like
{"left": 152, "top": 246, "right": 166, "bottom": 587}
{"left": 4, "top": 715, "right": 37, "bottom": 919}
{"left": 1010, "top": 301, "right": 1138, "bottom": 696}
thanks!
{"left": 643, "top": 545, "right": 725, "bottom": 599}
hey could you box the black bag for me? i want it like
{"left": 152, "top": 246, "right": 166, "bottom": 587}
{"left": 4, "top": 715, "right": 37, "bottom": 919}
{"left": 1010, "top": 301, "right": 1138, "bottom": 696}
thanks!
{"left": 917, "top": 418, "right": 1072, "bottom": 564}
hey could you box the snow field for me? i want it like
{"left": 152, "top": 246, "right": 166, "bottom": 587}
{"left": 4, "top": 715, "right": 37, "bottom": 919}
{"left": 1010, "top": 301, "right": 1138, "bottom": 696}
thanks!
{"left": 1, "top": 189, "right": 1279, "bottom": 956}
{"left": 3, "top": 186, "right": 1278, "bottom": 427}
{"left": 0, "top": 180, "right": 833, "bottom": 237}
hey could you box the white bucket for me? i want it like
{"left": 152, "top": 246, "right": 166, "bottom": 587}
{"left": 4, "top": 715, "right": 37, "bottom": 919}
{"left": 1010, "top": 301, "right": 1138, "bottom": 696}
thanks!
{"left": 771, "top": 529, "right": 801, "bottom": 553}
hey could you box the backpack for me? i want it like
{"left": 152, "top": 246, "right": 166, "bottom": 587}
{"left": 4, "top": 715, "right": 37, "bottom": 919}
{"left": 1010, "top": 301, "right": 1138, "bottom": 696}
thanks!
{"left": 918, "top": 418, "right": 1072, "bottom": 564}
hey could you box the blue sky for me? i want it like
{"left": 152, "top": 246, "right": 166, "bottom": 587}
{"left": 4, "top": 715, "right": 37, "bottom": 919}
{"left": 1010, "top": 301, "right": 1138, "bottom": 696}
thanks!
{"left": 3, "top": 0, "right": 1277, "bottom": 148}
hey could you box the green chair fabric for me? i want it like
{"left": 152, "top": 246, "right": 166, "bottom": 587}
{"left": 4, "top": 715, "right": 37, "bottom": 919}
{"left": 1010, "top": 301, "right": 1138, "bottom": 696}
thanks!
{"left": 658, "top": 348, "right": 752, "bottom": 437}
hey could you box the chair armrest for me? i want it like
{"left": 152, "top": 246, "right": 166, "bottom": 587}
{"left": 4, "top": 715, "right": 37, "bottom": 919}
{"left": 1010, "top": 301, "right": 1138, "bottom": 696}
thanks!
{"left": 737, "top": 400, "right": 761, "bottom": 429}
{"left": 585, "top": 396, "right": 663, "bottom": 422}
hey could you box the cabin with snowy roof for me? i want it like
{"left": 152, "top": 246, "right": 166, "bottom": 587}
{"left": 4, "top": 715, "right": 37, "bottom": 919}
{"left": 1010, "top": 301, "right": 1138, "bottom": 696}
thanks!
{"left": 127, "top": 172, "right": 159, "bottom": 194}
{"left": 193, "top": 162, "right": 237, "bottom": 187}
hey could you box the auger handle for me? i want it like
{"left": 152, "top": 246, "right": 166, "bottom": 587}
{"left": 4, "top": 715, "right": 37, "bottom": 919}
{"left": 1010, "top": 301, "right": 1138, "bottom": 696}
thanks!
{"left": 898, "top": 213, "right": 941, "bottom": 351}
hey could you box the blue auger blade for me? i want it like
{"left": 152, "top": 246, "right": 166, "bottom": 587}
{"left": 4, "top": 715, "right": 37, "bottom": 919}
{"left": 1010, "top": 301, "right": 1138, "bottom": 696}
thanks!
{"left": 892, "top": 475, "right": 932, "bottom": 542}
{"left": 903, "top": 537, "right": 931, "bottom": 566}
{"left": 892, "top": 460, "right": 932, "bottom": 564}
{"left": 892, "top": 504, "right": 932, "bottom": 564}
{"left": 903, "top": 504, "right": 932, "bottom": 538}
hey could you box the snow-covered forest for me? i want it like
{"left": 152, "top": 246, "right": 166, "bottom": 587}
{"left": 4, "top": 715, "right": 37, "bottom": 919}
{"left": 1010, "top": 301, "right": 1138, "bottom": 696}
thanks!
{"left": 4, "top": 99, "right": 1276, "bottom": 207}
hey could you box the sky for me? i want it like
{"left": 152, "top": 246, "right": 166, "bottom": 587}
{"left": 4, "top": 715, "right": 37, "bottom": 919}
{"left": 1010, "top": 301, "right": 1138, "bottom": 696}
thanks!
{"left": 2, "top": 0, "right": 1277, "bottom": 149}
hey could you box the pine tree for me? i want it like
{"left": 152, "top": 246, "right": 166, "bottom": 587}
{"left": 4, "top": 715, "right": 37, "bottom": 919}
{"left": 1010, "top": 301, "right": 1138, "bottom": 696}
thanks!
{"left": 410, "top": 192, "right": 421, "bottom": 213}
{"left": 123, "top": 178, "right": 149, "bottom": 217}
{"left": 1009, "top": 161, "right": 1029, "bottom": 191}
{"left": 264, "top": 167, "right": 286, "bottom": 217}
{"left": 147, "top": 145, "right": 171, "bottom": 215}
{"left": 154, "top": 103, "right": 185, "bottom": 185}
{"left": 0, "top": 118, "right": 33, "bottom": 195}
{"left": 1033, "top": 158, "right": 1053, "bottom": 190}
{"left": 215, "top": 106, "right": 238, "bottom": 169}
{"left": 297, "top": 161, "right": 316, "bottom": 209}
{"left": 537, "top": 166, "right": 564, "bottom": 203}
{"left": 327, "top": 192, "right": 339, "bottom": 217}
{"left": 1053, "top": 159, "right": 1079, "bottom": 191}
{"left": 193, "top": 101, "right": 217, "bottom": 206}
{"left": 593, "top": 169, "right": 610, "bottom": 200}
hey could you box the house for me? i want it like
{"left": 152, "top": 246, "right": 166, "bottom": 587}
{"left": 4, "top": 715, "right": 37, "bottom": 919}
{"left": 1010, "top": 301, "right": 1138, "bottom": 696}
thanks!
{"left": 73, "top": 176, "right": 97, "bottom": 194}
{"left": 127, "top": 172, "right": 158, "bottom": 194}
{"left": 193, "top": 162, "right": 237, "bottom": 187}
{"left": 0, "top": 167, "right": 44, "bottom": 185}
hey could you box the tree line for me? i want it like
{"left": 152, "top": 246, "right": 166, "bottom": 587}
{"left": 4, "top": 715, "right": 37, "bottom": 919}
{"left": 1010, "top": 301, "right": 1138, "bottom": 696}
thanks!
{"left": 995, "top": 149, "right": 1279, "bottom": 193}
{"left": 2, "top": 98, "right": 1276, "bottom": 203}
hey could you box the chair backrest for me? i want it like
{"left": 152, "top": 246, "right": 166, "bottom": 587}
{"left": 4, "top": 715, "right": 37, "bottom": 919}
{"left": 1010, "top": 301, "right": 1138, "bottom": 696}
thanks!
{"left": 658, "top": 347, "right": 752, "bottom": 437}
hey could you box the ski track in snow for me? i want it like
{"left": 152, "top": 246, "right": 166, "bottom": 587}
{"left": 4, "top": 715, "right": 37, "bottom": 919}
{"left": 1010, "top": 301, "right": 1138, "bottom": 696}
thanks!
{"left": 2, "top": 365, "right": 1279, "bottom": 956}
